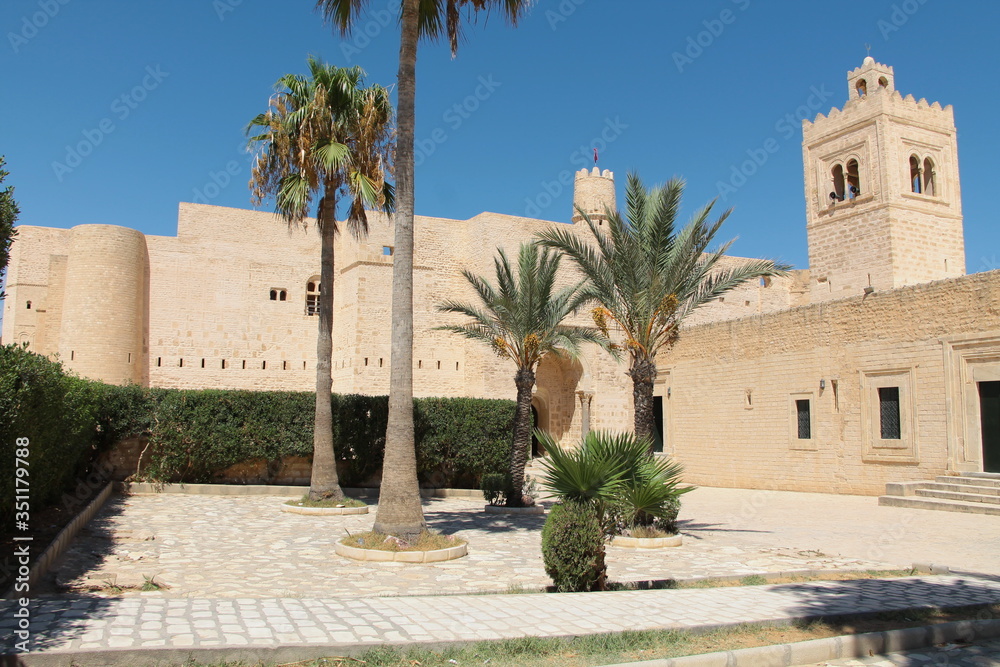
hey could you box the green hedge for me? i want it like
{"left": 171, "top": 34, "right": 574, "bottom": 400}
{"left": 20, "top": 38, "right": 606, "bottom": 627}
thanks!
{"left": 0, "top": 345, "right": 99, "bottom": 526}
{"left": 0, "top": 345, "right": 516, "bottom": 522}
{"left": 142, "top": 391, "right": 515, "bottom": 488}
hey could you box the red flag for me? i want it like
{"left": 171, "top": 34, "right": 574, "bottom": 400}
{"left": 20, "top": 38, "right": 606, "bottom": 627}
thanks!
{"left": 593, "top": 148, "right": 598, "bottom": 164}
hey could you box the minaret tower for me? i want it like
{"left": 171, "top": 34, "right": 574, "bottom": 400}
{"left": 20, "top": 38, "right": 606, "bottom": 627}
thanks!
{"left": 802, "top": 57, "right": 965, "bottom": 303}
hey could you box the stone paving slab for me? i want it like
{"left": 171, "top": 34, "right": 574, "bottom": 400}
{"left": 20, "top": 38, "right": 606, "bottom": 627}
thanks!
{"left": 46, "top": 492, "right": 899, "bottom": 598}
{"left": 4, "top": 576, "right": 1000, "bottom": 659}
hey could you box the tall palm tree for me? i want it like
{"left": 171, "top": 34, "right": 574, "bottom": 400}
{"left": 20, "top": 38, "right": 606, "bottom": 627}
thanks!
{"left": 317, "top": 0, "right": 532, "bottom": 538}
{"left": 437, "top": 243, "right": 608, "bottom": 506}
{"left": 247, "top": 58, "right": 394, "bottom": 502}
{"left": 537, "top": 172, "right": 789, "bottom": 446}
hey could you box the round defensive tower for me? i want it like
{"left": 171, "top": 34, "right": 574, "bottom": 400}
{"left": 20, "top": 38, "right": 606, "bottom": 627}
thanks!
{"left": 59, "top": 225, "right": 148, "bottom": 385}
{"left": 572, "top": 167, "right": 616, "bottom": 224}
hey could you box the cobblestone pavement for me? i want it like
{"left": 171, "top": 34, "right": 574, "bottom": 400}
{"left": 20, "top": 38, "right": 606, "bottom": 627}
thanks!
{"left": 5, "top": 576, "right": 1000, "bottom": 654}
{"left": 48, "top": 492, "right": 902, "bottom": 598}
{"left": 797, "top": 637, "right": 1000, "bottom": 666}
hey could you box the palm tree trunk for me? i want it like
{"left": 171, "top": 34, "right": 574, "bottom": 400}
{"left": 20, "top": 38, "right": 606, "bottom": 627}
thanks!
{"left": 309, "top": 193, "right": 345, "bottom": 502}
{"left": 507, "top": 367, "right": 535, "bottom": 507}
{"left": 628, "top": 355, "right": 657, "bottom": 450}
{"left": 374, "top": 0, "right": 425, "bottom": 540}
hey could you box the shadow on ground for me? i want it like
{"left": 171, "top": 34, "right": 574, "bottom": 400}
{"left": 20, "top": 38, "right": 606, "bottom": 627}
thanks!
{"left": 778, "top": 575, "right": 1000, "bottom": 634}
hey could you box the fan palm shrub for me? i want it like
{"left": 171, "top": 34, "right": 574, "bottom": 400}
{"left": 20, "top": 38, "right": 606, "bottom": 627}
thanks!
{"left": 537, "top": 430, "right": 693, "bottom": 590}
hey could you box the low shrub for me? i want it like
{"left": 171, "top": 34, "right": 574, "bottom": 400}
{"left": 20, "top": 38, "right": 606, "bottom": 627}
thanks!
{"left": 0, "top": 345, "right": 100, "bottom": 524}
{"left": 541, "top": 501, "right": 605, "bottom": 592}
{"left": 481, "top": 472, "right": 511, "bottom": 506}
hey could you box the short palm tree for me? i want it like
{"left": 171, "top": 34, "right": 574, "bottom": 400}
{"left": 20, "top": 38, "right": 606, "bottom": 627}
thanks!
{"left": 437, "top": 242, "right": 607, "bottom": 506}
{"left": 247, "top": 58, "right": 394, "bottom": 502}
{"left": 317, "top": 0, "right": 532, "bottom": 539}
{"left": 537, "top": 172, "right": 789, "bottom": 446}
{"left": 536, "top": 429, "right": 692, "bottom": 590}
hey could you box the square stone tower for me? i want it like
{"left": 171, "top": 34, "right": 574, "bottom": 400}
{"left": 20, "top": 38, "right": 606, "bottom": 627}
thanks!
{"left": 802, "top": 57, "right": 965, "bottom": 303}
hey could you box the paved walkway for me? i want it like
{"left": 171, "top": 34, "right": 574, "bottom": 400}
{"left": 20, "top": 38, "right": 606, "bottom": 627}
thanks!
{"left": 47, "top": 487, "right": 974, "bottom": 598}
{"left": 799, "top": 637, "right": 1000, "bottom": 666}
{"left": 7, "top": 486, "right": 999, "bottom": 663}
{"left": 5, "top": 575, "right": 1000, "bottom": 658}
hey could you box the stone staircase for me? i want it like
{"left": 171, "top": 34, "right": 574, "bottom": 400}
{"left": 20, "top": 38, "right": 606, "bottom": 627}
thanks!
{"left": 878, "top": 472, "right": 1000, "bottom": 516}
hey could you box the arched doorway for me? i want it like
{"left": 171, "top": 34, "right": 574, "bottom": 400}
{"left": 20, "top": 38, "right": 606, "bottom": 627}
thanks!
{"left": 534, "top": 353, "right": 584, "bottom": 447}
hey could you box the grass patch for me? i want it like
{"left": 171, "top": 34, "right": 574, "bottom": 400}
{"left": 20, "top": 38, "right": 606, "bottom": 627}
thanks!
{"left": 623, "top": 525, "right": 674, "bottom": 538}
{"left": 177, "top": 603, "right": 1000, "bottom": 667}
{"left": 141, "top": 575, "right": 165, "bottom": 592}
{"left": 341, "top": 530, "right": 465, "bottom": 552}
{"left": 89, "top": 574, "right": 169, "bottom": 595}
{"left": 285, "top": 495, "right": 367, "bottom": 509}
{"left": 675, "top": 568, "right": 916, "bottom": 589}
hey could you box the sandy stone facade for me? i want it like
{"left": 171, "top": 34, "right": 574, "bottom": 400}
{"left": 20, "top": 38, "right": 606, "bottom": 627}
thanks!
{"left": 4, "top": 58, "right": 997, "bottom": 492}
{"left": 2, "top": 164, "right": 798, "bottom": 451}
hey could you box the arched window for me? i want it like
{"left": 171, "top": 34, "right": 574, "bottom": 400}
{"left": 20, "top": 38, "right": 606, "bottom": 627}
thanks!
{"left": 25, "top": 301, "right": 31, "bottom": 310}
{"left": 269, "top": 288, "right": 287, "bottom": 301}
{"left": 831, "top": 164, "right": 845, "bottom": 201}
{"left": 305, "top": 277, "right": 321, "bottom": 316}
{"left": 878, "top": 76, "right": 889, "bottom": 89}
{"left": 922, "top": 157, "right": 935, "bottom": 196}
{"left": 270, "top": 289, "right": 277, "bottom": 301}
{"left": 846, "top": 159, "right": 861, "bottom": 199}
{"left": 909, "top": 155, "right": 922, "bottom": 193}
{"left": 856, "top": 79, "right": 868, "bottom": 97}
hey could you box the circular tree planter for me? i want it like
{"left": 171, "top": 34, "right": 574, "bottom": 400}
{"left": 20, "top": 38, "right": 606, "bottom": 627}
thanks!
{"left": 281, "top": 504, "right": 369, "bottom": 516}
{"left": 335, "top": 540, "right": 467, "bottom": 563}
{"left": 484, "top": 504, "right": 544, "bottom": 515}
{"left": 610, "top": 534, "right": 683, "bottom": 549}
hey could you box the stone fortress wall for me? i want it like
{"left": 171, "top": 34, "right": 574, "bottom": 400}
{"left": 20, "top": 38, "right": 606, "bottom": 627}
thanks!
{"left": 4, "top": 57, "right": 997, "bottom": 493}
{"left": 2, "top": 166, "right": 800, "bottom": 449}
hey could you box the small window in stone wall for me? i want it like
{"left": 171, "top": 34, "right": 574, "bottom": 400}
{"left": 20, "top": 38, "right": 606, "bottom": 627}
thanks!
{"left": 796, "top": 399, "right": 811, "bottom": 439}
{"left": 270, "top": 289, "right": 288, "bottom": 301}
{"left": 383, "top": 246, "right": 394, "bottom": 256}
{"left": 305, "top": 278, "right": 321, "bottom": 316}
{"left": 910, "top": 155, "right": 922, "bottom": 193}
{"left": 26, "top": 301, "right": 31, "bottom": 310}
{"left": 922, "top": 157, "right": 935, "bottom": 196}
{"left": 878, "top": 386, "right": 901, "bottom": 439}
{"left": 861, "top": 368, "right": 916, "bottom": 462}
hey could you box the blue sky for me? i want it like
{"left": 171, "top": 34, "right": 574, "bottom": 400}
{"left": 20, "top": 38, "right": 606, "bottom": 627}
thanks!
{"left": 1, "top": 0, "right": 998, "bottom": 272}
